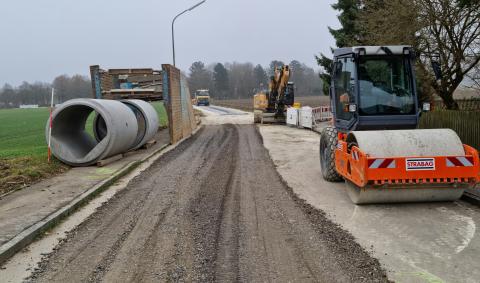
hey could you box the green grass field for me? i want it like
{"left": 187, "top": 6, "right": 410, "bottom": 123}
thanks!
{"left": 151, "top": 101, "right": 168, "bottom": 128}
{"left": 0, "top": 101, "right": 168, "bottom": 195}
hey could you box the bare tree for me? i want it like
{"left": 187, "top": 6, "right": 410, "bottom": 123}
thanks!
{"left": 225, "top": 62, "right": 256, "bottom": 99}
{"left": 465, "top": 61, "right": 480, "bottom": 91}
{"left": 0, "top": 75, "right": 91, "bottom": 108}
{"left": 361, "top": 0, "right": 480, "bottom": 109}
{"left": 289, "top": 60, "right": 323, "bottom": 96}
{"left": 0, "top": 84, "right": 16, "bottom": 108}
{"left": 418, "top": 0, "right": 480, "bottom": 108}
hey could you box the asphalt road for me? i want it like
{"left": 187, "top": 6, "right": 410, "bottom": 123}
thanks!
{"left": 30, "top": 124, "right": 388, "bottom": 282}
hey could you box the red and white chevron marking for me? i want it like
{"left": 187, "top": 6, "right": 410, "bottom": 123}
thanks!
{"left": 446, "top": 156, "right": 474, "bottom": 167}
{"left": 368, "top": 158, "right": 396, "bottom": 169}
{"left": 352, "top": 151, "right": 359, "bottom": 161}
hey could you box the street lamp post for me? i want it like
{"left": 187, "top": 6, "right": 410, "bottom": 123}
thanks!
{"left": 171, "top": 0, "right": 206, "bottom": 67}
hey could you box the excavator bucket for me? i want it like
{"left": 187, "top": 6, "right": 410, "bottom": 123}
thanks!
{"left": 335, "top": 129, "right": 480, "bottom": 204}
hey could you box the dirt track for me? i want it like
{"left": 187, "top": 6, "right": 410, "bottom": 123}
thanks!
{"left": 30, "top": 125, "right": 388, "bottom": 282}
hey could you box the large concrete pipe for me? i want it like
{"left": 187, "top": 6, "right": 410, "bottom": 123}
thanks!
{"left": 46, "top": 99, "right": 138, "bottom": 166}
{"left": 94, "top": 99, "right": 159, "bottom": 150}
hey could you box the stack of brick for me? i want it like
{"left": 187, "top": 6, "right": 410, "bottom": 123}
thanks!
{"left": 89, "top": 66, "right": 162, "bottom": 101}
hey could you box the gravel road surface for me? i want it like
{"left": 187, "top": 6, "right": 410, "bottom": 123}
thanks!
{"left": 30, "top": 125, "right": 388, "bottom": 282}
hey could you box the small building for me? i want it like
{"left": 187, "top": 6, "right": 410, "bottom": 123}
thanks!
{"left": 19, "top": 104, "right": 39, "bottom": 109}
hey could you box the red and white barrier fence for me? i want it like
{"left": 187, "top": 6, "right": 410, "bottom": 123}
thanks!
{"left": 48, "top": 88, "right": 55, "bottom": 163}
{"left": 312, "top": 106, "right": 332, "bottom": 124}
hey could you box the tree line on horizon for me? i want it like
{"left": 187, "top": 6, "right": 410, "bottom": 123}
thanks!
{"left": 187, "top": 60, "right": 324, "bottom": 100}
{"left": 0, "top": 59, "right": 323, "bottom": 109}
{"left": 0, "top": 75, "right": 91, "bottom": 108}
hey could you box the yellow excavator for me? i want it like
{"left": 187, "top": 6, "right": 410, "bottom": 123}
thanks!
{"left": 254, "top": 65, "right": 295, "bottom": 123}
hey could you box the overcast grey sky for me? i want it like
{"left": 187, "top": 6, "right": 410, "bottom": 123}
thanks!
{"left": 0, "top": 0, "right": 339, "bottom": 86}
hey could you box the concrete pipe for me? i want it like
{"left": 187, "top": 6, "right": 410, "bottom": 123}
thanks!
{"left": 46, "top": 99, "right": 138, "bottom": 166}
{"left": 94, "top": 100, "right": 159, "bottom": 150}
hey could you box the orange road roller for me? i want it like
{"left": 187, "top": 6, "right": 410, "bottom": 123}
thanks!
{"left": 320, "top": 46, "right": 479, "bottom": 204}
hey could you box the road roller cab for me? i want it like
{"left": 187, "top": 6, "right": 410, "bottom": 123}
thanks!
{"left": 331, "top": 46, "right": 419, "bottom": 132}
{"left": 320, "top": 45, "right": 480, "bottom": 204}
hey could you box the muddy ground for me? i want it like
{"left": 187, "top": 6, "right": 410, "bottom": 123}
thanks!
{"left": 30, "top": 125, "right": 388, "bottom": 282}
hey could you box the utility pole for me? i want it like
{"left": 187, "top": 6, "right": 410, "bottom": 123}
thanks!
{"left": 171, "top": 0, "right": 206, "bottom": 67}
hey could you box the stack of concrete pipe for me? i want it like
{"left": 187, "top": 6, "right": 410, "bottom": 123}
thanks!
{"left": 46, "top": 99, "right": 159, "bottom": 167}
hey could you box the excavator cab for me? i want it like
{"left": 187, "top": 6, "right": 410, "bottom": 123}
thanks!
{"left": 284, "top": 82, "right": 295, "bottom": 107}
{"left": 321, "top": 46, "right": 480, "bottom": 204}
{"left": 331, "top": 46, "right": 419, "bottom": 132}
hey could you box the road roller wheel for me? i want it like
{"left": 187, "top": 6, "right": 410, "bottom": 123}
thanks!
{"left": 320, "top": 126, "right": 343, "bottom": 182}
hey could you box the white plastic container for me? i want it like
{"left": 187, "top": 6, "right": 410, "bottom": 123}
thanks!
{"left": 299, "top": 106, "right": 313, "bottom": 129}
{"left": 286, "top": 107, "right": 299, "bottom": 126}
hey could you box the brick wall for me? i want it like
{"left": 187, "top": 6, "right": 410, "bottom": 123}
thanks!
{"left": 100, "top": 72, "right": 114, "bottom": 92}
{"left": 180, "top": 75, "right": 197, "bottom": 138}
{"left": 162, "top": 64, "right": 197, "bottom": 144}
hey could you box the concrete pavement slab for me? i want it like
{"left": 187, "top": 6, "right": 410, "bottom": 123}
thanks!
{"left": 259, "top": 124, "right": 480, "bottom": 283}
{"left": 195, "top": 105, "right": 253, "bottom": 125}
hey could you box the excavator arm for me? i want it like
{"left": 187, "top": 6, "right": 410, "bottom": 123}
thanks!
{"left": 268, "top": 65, "right": 291, "bottom": 116}
{"left": 253, "top": 64, "right": 294, "bottom": 123}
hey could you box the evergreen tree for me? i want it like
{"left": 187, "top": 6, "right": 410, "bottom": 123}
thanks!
{"left": 253, "top": 64, "right": 268, "bottom": 89}
{"left": 316, "top": 0, "right": 363, "bottom": 95}
{"left": 188, "top": 61, "right": 213, "bottom": 95}
{"left": 268, "top": 60, "right": 285, "bottom": 76}
{"left": 315, "top": 54, "right": 334, "bottom": 96}
{"left": 329, "top": 0, "right": 363, "bottom": 48}
{"left": 213, "top": 63, "right": 229, "bottom": 99}
{"left": 289, "top": 60, "right": 304, "bottom": 74}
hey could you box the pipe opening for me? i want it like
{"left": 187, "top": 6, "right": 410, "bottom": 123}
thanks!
{"left": 122, "top": 101, "right": 147, "bottom": 148}
{"left": 48, "top": 99, "right": 149, "bottom": 166}
{"left": 51, "top": 104, "right": 106, "bottom": 161}
{"left": 93, "top": 114, "right": 108, "bottom": 142}
{"left": 126, "top": 104, "right": 147, "bottom": 148}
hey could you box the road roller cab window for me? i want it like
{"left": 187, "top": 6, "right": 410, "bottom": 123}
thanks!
{"left": 333, "top": 57, "right": 355, "bottom": 121}
{"left": 357, "top": 56, "right": 415, "bottom": 116}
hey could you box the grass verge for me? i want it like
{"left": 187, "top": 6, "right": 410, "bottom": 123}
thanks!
{"left": 0, "top": 101, "right": 168, "bottom": 195}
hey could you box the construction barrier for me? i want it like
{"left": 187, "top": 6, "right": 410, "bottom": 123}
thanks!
{"left": 312, "top": 106, "right": 332, "bottom": 124}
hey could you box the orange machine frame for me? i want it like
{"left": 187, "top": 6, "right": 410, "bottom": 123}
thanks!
{"left": 335, "top": 133, "right": 480, "bottom": 188}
